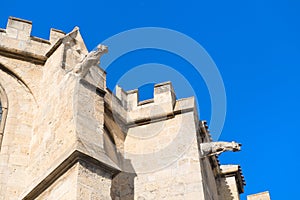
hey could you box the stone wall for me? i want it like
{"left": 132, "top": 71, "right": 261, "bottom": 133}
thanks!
{"left": 35, "top": 160, "right": 113, "bottom": 200}
{"left": 247, "top": 191, "right": 271, "bottom": 200}
{"left": 0, "top": 16, "right": 247, "bottom": 200}
{"left": 35, "top": 162, "right": 79, "bottom": 200}
{"left": 112, "top": 82, "right": 217, "bottom": 199}
{"left": 0, "top": 60, "right": 36, "bottom": 199}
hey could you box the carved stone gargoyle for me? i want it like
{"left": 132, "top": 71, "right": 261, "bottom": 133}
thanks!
{"left": 200, "top": 141, "right": 241, "bottom": 158}
{"left": 73, "top": 44, "right": 108, "bottom": 77}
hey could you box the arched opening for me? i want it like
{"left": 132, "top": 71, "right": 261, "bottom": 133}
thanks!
{"left": 0, "top": 84, "right": 8, "bottom": 150}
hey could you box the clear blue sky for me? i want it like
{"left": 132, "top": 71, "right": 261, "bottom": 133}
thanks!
{"left": 1, "top": 1, "right": 299, "bottom": 199}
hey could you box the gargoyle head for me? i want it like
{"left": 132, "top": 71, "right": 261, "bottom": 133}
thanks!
{"left": 95, "top": 44, "right": 108, "bottom": 54}
{"left": 231, "top": 141, "right": 242, "bottom": 152}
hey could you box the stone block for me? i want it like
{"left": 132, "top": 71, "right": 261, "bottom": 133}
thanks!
{"left": 6, "top": 17, "right": 32, "bottom": 39}
{"left": 0, "top": 16, "right": 248, "bottom": 200}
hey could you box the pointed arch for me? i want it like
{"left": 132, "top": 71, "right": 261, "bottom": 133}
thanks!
{"left": 0, "top": 63, "right": 36, "bottom": 101}
{"left": 0, "top": 83, "right": 8, "bottom": 150}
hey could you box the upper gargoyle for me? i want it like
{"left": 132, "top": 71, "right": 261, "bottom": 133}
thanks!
{"left": 73, "top": 44, "right": 108, "bottom": 77}
{"left": 200, "top": 141, "right": 241, "bottom": 158}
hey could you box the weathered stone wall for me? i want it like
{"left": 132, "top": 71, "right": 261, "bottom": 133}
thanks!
{"left": 77, "top": 160, "right": 112, "bottom": 199}
{"left": 0, "top": 21, "right": 46, "bottom": 191}
{"left": 27, "top": 44, "right": 78, "bottom": 194}
{"left": 200, "top": 158, "right": 220, "bottom": 200}
{"left": 199, "top": 125, "right": 221, "bottom": 200}
{"left": 0, "top": 16, "right": 247, "bottom": 200}
{"left": 35, "top": 160, "right": 113, "bottom": 200}
{"left": 218, "top": 165, "right": 246, "bottom": 200}
{"left": 124, "top": 112, "right": 207, "bottom": 199}
{"left": 112, "top": 82, "right": 218, "bottom": 199}
{"left": 0, "top": 17, "right": 119, "bottom": 199}
{"left": 0, "top": 62, "right": 37, "bottom": 199}
{"left": 247, "top": 191, "right": 271, "bottom": 200}
{"left": 35, "top": 162, "right": 79, "bottom": 200}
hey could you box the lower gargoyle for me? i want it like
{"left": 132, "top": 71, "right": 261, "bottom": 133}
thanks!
{"left": 200, "top": 141, "right": 241, "bottom": 158}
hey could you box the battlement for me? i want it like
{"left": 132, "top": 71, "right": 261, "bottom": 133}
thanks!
{"left": 115, "top": 81, "right": 195, "bottom": 124}
{"left": 220, "top": 165, "right": 246, "bottom": 194}
{"left": 0, "top": 17, "right": 66, "bottom": 64}
{"left": 0, "top": 16, "right": 250, "bottom": 200}
{"left": 118, "top": 81, "right": 176, "bottom": 110}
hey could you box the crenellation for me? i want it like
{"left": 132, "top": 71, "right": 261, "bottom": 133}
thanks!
{"left": 6, "top": 17, "right": 32, "bottom": 29}
{"left": 49, "top": 28, "right": 65, "bottom": 44}
{"left": 115, "top": 85, "right": 126, "bottom": 101}
{"left": 126, "top": 89, "right": 138, "bottom": 110}
{"left": 114, "top": 82, "right": 195, "bottom": 124}
{"left": 0, "top": 17, "right": 69, "bottom": 65}
{"left": 219, "top": 165, "right": 246, "bottom": 200}
{"left": 174, "top": 97, "right": 195, "bottom": 113}
{"left": 117, "top": 81, "right": 176, "bottom": 113}
{"left": 30, "top": 36, "right": 51, "bottom": 44}
{"left": 0, "top": 16, "right": 256, "bottom": 200}
{"left": 138, "top": 98, "right": 154, "bottom": 106}
{"left": 154, "top": 81, "right": 176, "bottom": 105}
{"left": 115, "top": 85, "right": 128, "bottom": 108}
{"left": 6, "top": 17, "right": 32, "bottom": 40}
{"left": 5, "top": 27, "right": 18, "bottom": 39}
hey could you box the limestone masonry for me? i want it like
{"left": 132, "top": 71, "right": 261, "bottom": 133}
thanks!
{"left": 0, "top": 17, "right": 269, "bottom": 200}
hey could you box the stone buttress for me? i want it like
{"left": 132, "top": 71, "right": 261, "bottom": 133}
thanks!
{"left": 0, "top": 17, "right": 245, "bottom": 200}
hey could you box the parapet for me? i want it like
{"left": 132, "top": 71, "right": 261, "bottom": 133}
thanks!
{"left": 114, "top": 81, "right": 196, "bottom": 125}
{"left": 247, "top": 191, "right": 271, "bottom": 200}
{"left": 0, "top": 17, "right": 66, "bottom": 64}
{"left": 220, "top": 164, "right": 246, "bottom": 194}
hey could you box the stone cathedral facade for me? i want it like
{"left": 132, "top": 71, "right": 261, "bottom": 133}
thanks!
{"left": 0, "top": 17, "right": 269, "bottom": 200}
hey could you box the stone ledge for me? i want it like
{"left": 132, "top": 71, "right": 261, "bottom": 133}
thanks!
{"left": 21, "top": 150, "right": 120, "bottom": 200}
{"left": 0, "top": 45, "right": 47, "bottom": 65}
{"left": 30, "top": 36, "right": 51, "bottom": 44}
{"left": 220, "top": 164, "right": 246, "bottom": 194}
{"left": 247, "top": 191, "right": 271, "bottom": 200}
{"left": 8, "top": 16, "right": 32, "bottom": 24}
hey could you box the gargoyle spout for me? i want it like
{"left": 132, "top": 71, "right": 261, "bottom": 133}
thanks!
{"left": 200, "top": 141, "right": 242, "bottom": 158}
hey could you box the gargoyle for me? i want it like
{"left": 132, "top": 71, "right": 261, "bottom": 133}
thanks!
{"left": 73, "top": 44, "right": 108, "bottom": 77}
{"left": 200, "top": 141, "right": 241, "bottom": 158}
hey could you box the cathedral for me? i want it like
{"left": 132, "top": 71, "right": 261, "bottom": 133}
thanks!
{"left": 0, "top": 17, "right": 270, "bottom": 200}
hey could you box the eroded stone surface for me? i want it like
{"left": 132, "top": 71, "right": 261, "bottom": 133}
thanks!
{"left": 0, "top": 17, "right": 266, "bottom": 200}
{"left": 247, "top": 191, "right": 271, "bottom": 200}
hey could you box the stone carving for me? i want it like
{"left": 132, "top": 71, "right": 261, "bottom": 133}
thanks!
{"left": 0, "top": 16, "right": 253, "bottom": 200}
{"left": 200, "top": 141, "right": 241, "bottom": 157}
{"left": 73, "top": 44, "right": 108, "bottom": 77}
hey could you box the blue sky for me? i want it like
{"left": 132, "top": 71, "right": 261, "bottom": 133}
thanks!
{"left": 1, "top": 0, "right": 299, "bottom": 199}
